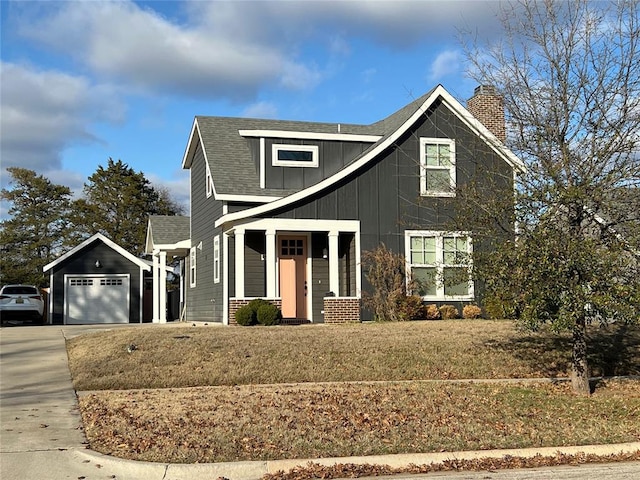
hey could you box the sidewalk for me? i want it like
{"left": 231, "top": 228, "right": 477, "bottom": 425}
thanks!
{"left": 1, "top": 324, "right": 639, "bottom": 480}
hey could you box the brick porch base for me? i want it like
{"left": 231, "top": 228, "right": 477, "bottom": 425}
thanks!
{"left": 323, "top": 297, "right": 361, "bottom": 324}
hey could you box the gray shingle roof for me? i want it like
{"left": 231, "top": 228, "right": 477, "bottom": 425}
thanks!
{"left": 148, "top": 215, "right": 190, "bottom": 245}
{"left": 192, "top": 88, "right": 437, "bottom": 198}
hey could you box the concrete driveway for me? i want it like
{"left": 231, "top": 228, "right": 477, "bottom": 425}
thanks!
{"left": 0, "top": 324, "right": 173, "bottom": 480}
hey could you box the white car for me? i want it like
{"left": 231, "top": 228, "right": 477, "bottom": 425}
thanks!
{"left": 0, "top": 285, "right": 45, "bottom": 323}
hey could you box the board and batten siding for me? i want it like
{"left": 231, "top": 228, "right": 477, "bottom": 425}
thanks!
{"left": 187, "top": 143, "right": 225, "bottom": 322}
{"left": 265, "top": 99, "right": 514, "bottom": 311}
{"left": 268, "top": 99, "right": 513, "bottom": 254}
{"left": 49, "top": 241, "right": 144, "bottom": 325}
{"left": 251, "top": 138, "right": 371, "bottom": 191}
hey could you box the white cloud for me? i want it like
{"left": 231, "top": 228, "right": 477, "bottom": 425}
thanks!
{"left": 148, "top": 171, "right": 191, "bottom": 215}
{"left": 242, "top": 102, "right": 279, "bottom": 119}
{"left": 428, "top": 49, "right": 464, "bottom": 82}
{"left": 13, "top": 1, "right": 502, "bottom": 100}
{"left": 0, "top": 62, "right": 124, "bottom": 173}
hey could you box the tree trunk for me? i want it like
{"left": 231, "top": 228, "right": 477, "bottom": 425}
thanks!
{"left": 571, "top": 317, "right": 591, "bottom": 395}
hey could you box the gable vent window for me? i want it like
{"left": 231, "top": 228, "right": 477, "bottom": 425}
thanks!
{"left": 272, "top": 144, "right": 319, "bottom": 168}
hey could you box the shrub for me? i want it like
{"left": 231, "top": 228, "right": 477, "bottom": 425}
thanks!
{"left": 362, "top": 244, "right": 409, "bottom": 322}
{"left": 439, "top": 304, "right": 459, "bottom": 320}
{"left": 425, "top": 304, "right": 441, "bottom": 320}
{"left": 462, "top": 304, "right": 483, "bottom": 319}
{"left": 397, "top": 295, "right": 425, "bottom": 321}
{"left": 257, "top": 303, "right": 282, "bottom": 326}
{"left": 235, "top": 305, "right": 255, "bottom": 326}
{"left": 247, "top": 298, "right": 271, "bottom": 315}
{"left": 483, "top": 297, "right": 519, "bottom": 319}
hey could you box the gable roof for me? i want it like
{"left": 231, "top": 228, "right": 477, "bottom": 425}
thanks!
{"left": 43, "top": 233, "right": 151, "bottom": 273}
{"left": 145, "top": 215, "right": 191, "bottom": 254}
{"left": 213, "top": 84, "right": 526, "bottom": 228}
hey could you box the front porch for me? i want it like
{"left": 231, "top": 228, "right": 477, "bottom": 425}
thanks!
{"left": 226, "top": 218, "right": 362, "bottom": 325}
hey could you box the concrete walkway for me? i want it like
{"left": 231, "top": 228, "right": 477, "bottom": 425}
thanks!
{"left": 1, "top": 324, "right": 639, "bottom": 480}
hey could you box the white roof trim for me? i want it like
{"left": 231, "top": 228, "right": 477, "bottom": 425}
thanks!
{"left": 43, "top": 233, "right": 151, "bottom": 272}
{"left": 239, "top": 129, "right": 382, "bottom": 143}
{"left": 216, "top": 194, "right": 282, "bottom": 202}
{"left": 181, "top": 118, "right": 200, "bottom": 169}
{"left": 216, "top": 85, "right": 524, "bottom": 228}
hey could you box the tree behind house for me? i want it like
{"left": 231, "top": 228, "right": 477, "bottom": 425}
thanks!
{"left": 460, "top": 0, "right": 640, "bottom": 394}
{"left": 0, "top": 167, "right": 74, "bottom": 286}
{"left": 76, "top": 158, "right": 183, "bottom": 256}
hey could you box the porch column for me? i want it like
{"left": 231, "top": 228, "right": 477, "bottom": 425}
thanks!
{"left": 159, "top": 250, "right": 167, "bottom": 323}
{"left": 328, "top": 231, "right": 340, "bottom": 296}
{"left": 265, "top": 229, "right": 276, "bottom": 298}
{"left": 152, "top": 250, "right": 160, "bottom": 322}
{"left": 235, "top": 228, "right": 245, "bottom": 298}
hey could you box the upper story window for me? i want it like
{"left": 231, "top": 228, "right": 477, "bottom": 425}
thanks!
{"left": 272, "top": 144, "right": 319, "bottom": 168}
{"left": 420, "top": 138, "right": 456, "bottom": 197}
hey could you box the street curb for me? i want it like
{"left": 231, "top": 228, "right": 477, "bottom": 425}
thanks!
{"left": 77, "top": 442, "right": 640, "bottom": 480}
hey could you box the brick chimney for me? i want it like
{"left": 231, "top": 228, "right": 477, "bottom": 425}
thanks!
{"left": 466, "top": 85, "right": 506, "bottom": 143}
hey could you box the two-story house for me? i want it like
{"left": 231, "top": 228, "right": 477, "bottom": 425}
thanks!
{"left": 146, "top": 84, "right": 525, "bottom": 324}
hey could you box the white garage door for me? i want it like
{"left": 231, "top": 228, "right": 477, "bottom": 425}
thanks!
{"left": 65, "top": 276, "right": 130, "bottom": 324}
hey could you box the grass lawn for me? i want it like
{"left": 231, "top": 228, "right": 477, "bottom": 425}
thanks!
{"left": 67, "top": 320, "right": 640, "bottom": 464}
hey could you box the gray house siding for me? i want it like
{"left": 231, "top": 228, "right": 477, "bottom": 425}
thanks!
{"left": 310, "top": 232, "right": 329, "bottom": 323}
{"left": 259, "top": 99, "right": 513, "bottom": 310}
{"left": 49, "top": 241, "right": 143, "bottom": 325}
{"left": 259, "top": 138, "right": 371, "bottom": 191}
{"left": 187, "top": 144, "right": 224, "bottom": 322}
{"left": 245, "top": 231, "right": 266, "bottom": 297}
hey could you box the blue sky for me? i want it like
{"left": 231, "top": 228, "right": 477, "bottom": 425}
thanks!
{"left": 1, "top": 0, "right": 504, "bottom": 213}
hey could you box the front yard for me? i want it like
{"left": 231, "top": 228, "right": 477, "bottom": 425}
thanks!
{"left": 67, "top": 320, "right": 640, "bottom": 464}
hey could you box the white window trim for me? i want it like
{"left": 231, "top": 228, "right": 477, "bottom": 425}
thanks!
{"left": 205, "top": 161, "right": 213, "bottom": 198}
{"left": 213, "top": 235, "right": 220, "bottom": 284}
{"left": 420, "top": 138, "right": 456, "bottom": 197}
{"left": 189, "top": 246, "right": 197, "bottom": 288}
{"left": 404, "top": 230, "right": 474, "bottom": 301}
{"left": 272, "top": 144, "right": 319, "bottom": 168}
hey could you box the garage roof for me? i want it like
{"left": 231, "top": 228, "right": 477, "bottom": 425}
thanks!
{"left": 43, "top": 233, "right": 151, "bottom": 272}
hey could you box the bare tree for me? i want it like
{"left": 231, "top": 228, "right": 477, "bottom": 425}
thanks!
{"left": 461, "top": 0, "right": 640, "bottom": 394}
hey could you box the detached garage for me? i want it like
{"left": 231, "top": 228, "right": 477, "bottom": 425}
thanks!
{"left": 43, "top": 233, "right": 151, "bottom": 324}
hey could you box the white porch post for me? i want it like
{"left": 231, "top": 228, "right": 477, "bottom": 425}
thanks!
{"left": 235, "top": 229, "right": 245, "bottom": 298}
{"left": 328, "top": 231, "right": 340, "bottom": 296}
{"left": 265, "top": 229, "right": 276, "bottom": 298}
{"left": 159, "top": 250, "right": 167, "bottom": 323}
{"left": 152, "top": 250, "right": 160, "bottom": 323}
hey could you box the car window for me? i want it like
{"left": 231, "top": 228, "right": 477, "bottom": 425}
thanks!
{"left": 2, "top": 286, "right": 38, "bottom": 295}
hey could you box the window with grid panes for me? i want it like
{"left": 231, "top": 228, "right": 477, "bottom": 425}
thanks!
{"left": 420, "top": 138, "right": 456, "bottom": 197}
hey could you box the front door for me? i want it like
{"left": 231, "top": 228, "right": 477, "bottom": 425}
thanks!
{"left": 278, "top": 236, "right": 307, "bottom": 319}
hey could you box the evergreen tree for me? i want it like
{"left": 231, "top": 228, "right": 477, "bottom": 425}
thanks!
{"left": 0, "top": 168, "right": 74, "bottom": 286}
{"left": 76, "top": 158, "right": 182, "bottom": 256}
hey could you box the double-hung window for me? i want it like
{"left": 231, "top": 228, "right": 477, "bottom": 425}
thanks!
{"left": 405, "top": 231, "right": 473, "bottom": 300}
{"left": 420, "top": 138, "right": 456, "bottom": 197}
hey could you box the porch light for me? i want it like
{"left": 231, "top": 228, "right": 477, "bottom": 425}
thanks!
{"left": 322, "top": 248, "right": 328, "bottom": 259}
{"left": 95, "top": 260, "right": 102, "bottom": 268}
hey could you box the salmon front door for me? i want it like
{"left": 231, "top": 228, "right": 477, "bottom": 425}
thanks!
{"left": 278, "top": 236, "right": 307, "bottom": 319}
